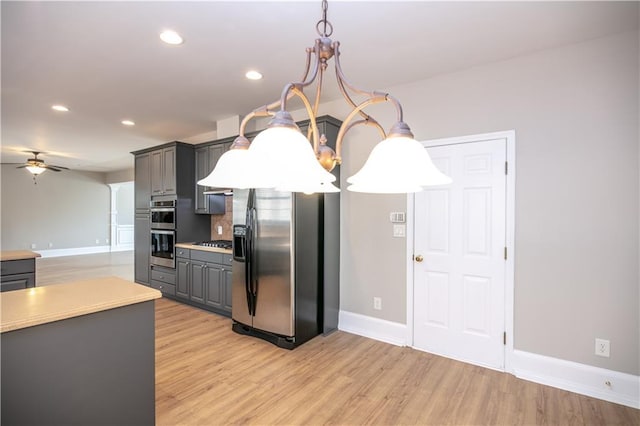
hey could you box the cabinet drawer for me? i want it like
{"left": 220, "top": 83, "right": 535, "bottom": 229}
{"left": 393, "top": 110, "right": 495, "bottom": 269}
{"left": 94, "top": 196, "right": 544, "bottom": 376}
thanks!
{"left": 150, "top": 280, "right": 176, "bottom": 296}
{"left": 176, "top": 248, "right": 190, "bottom": 258}
{"left": 221, "top": 254, "right": 233, "bottom": 266}
{"left": 191, "top": 250, "right": 223, "bottom": 264}
{"left": 151, "top": 269, "right": 176, "bottom": 285}
{"left": 0, "top": 273, "right": 35, "bottom": 292}
{"left": 1, "top": 259, "right": 35, "bottom": 276}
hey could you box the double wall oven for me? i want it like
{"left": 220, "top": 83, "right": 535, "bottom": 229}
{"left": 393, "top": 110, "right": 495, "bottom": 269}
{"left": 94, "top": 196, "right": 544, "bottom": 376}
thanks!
{"left": 150, "top": 198, "right": 176, "bottom": 268}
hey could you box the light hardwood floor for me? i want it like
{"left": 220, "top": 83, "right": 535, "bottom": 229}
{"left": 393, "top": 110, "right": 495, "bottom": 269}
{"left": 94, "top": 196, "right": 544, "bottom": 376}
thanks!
{"left": 37, "top": 253, "right": 640, "bottom": 425}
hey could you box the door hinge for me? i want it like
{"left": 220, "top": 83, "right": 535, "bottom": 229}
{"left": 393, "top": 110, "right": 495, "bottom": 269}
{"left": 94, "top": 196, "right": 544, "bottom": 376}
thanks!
{"left": 505, "top": 161, "right": 508, "bottom": 175}
{"left": 504, "top": 247, "right": 507, "bottom": 260}
{"left": 503, "top": 332, "right": 506, "bottom": 345}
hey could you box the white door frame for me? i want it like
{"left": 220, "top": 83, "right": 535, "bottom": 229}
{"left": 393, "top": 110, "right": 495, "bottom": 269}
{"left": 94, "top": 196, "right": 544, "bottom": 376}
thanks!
{"left": 406, "top": 130, "right": 516, "bottom": 373}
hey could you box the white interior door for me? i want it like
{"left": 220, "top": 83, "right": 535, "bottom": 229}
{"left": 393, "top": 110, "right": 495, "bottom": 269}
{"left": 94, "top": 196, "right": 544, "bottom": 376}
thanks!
{"left": 413, "top": 138, "right": 507, "bottom": 370}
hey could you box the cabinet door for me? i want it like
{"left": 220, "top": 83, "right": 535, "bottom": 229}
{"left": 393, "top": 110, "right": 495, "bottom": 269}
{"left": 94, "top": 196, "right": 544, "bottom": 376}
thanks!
{"left": 190, "top": 261, "right": 206, "bottom": 304}
{"left": 176, "top": 258, "right": 190, "bottom": 299}
{"left": 222, "top": 268, "right": 233, "bottom": 312}
{"left": 207, "top": 145, "right": 225, "bottom": 178}
{"left": 134, "top": 153, "right": 151, "bottom": 210}
{"left": 194, "top": 147, "right": 209, "bottom": 214}
{"left": 150, "top": 150, "right": 163, "bottom": 195}
{"left": 204, "top": 264, "right": 222, "bottom": 308}
{"left": 0, "top": 274, "right": 34, "bottom": 292}
{"left": 134, "top": 215, "right": 150, "bottom": 284}
{"left": 162, "top": 147, "right": 176, "bottom": 195}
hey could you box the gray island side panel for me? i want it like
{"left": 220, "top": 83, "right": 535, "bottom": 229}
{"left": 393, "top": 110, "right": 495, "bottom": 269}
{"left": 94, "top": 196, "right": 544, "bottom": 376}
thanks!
{"left": 1, "top": 301, "right": 155, "bottom": 426}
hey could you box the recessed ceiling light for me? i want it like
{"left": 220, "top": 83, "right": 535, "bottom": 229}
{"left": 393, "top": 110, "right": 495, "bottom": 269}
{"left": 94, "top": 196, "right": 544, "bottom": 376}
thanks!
{"left": 160, "top": 30, "right": 183, "bottom": 45}
{"left": 245, "top": 70, "right": 263, "bottom": 81}
{"left": 51, "top": 105, "right": 69, "bottom": 112}
{"left": 121, "top": 120, "right": 135, "bottom": 126}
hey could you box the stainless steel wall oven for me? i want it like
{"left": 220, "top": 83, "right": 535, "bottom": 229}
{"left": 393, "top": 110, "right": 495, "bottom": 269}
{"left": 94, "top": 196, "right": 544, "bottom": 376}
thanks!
{"left": 150, "top": 229, "right": 175, "bottom": 268}
{"left": 150, "top": 199, "right": 176, "bottom": 230}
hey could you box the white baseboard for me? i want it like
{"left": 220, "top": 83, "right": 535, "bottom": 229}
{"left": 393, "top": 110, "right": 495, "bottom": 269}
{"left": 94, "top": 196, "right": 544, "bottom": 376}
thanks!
{"left": 111, "top": 244, "right": 134, "bottom": 252}
{"left": 36, "top": 245, "right": 112, "bottom": 258}
{"left": 338, "top": 310, "right": 406, "bottom": 346}
{"left": 513, "top": 349, "right": 639, "bottom": 409}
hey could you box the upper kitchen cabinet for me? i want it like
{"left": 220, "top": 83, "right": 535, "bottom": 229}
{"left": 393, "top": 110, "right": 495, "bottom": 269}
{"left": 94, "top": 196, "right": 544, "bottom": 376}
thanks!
{"left": 132, "top": 142, "right": 199, "bottom": 200}
{"left": 151, "top": 146, "right": 176, "bottom": 196}
{"left": 134, "top": 152, "right": 151, "bottom": 211}
{"left": 194, "top": 138, "right": 233, "bottom": 214}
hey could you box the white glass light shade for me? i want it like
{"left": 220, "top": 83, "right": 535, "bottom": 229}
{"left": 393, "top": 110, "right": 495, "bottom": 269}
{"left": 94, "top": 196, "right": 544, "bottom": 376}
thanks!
{"left": 276, "top": 180, "right": 340, "bottom": 194}
{"left": 347, "top": 136, "right": 452, "bottom": 193}
{"left": 26, "top": 166, "right": 46, "bottom": 175}
{"left": 246, "top": 126, "right": 336, "bottom": 190}
{"left": 197, "top": 149, "right": 254, "bottom": 189}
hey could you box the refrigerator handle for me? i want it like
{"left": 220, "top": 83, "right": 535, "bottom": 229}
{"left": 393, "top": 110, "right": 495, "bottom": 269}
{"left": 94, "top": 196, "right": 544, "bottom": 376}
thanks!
{"left": 244, "top": 193, "right": 254, "bottom": 316}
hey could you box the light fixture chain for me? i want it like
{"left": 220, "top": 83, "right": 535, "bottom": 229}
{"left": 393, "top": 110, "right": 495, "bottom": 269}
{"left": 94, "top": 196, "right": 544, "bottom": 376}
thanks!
{"left": 316, "top": 0, "right": 333, "bottom": 37}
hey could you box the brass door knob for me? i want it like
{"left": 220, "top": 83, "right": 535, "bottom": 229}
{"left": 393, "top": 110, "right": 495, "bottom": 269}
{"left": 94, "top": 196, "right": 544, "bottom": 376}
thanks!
{"left": 415, "top": 255, "right": 424, "bottom": 262}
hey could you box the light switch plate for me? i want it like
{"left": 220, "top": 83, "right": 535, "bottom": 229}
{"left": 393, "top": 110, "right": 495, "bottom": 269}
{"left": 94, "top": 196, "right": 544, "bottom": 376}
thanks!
{"left": 393, "top": 224, "right": 406, "bottom": 238}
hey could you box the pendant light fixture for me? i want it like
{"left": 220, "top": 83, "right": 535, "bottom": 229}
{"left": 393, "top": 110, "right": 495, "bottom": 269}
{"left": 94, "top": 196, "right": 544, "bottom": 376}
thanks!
{"left": 198, "top": 0, "right": 451, "bottom": 193}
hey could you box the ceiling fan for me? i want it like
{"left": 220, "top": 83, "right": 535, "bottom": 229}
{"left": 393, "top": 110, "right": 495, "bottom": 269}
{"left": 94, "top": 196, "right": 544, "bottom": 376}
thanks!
{"left": 17, "top": 151, "right": 69, "bottom": 176}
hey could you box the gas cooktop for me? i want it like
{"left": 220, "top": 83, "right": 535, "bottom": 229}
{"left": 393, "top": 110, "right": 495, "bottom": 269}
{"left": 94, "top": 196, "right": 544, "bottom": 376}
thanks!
{"left": 194, "top": 240, "right": 232, "bottom": 249}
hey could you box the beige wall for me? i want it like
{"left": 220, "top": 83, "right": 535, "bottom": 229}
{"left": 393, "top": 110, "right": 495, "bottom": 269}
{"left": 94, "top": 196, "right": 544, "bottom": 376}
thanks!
{"left": 314, "top": 31, "right": 638, "bottom": 375}
{"left": 105, "top": 168, "right": 134, "bottom": 184}
{"left": 1, "top": 166, "right": 110, "bottom": 250}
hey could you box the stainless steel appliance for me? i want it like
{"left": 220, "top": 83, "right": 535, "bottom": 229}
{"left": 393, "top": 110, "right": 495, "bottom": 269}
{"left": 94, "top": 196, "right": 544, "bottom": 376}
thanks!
{"left": 150, "top": 229, "right": 175, "bottom": 268}
{"left": 150, "top": 199, "right": 176, "bottom": 230}
{"left": 194, "top": 240, "right": 232, "bottom": 249}
{"left": 231, "top": 188, "right": 323, "bottom": 349}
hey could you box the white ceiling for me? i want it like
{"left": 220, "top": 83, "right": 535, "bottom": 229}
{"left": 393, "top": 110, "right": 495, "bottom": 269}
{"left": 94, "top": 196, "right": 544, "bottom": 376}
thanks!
{"left": 2, "top": 1, "right": 637, "bottom": 172}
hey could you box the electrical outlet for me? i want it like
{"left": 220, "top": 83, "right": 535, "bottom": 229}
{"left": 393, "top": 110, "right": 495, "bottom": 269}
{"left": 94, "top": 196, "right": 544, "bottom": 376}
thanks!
{"left": 217, "top": 225, "right": 223, "bottom": 235}
{"left": 105, "top": 238, "right": 109, "bottom": 244}
{"left": 30, "top": 243, "right": 36, "bottom": 249}
{"left": 48, "top": 242, "right": 53, "bottom": 248}
{"left": 95, "top": 239, "right": 100, "bottom": 245}
{"left": 373, "top": 297, "right": 382, "bottom": 310}
{"left": 595, "top": 338, "right": 610, "bottom": 357}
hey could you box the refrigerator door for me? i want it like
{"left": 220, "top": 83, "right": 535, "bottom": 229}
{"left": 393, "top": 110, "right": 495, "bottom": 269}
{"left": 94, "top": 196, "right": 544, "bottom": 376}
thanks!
{"left": 232, "top": 189, "right": 252, "bottom": 327}
{"left": 251, "top": 189, "right": 294, "bottom": 337}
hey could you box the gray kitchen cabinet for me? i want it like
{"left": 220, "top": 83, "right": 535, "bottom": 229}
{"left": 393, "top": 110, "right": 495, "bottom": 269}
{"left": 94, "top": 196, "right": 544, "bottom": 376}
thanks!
{"left": 134, "top": 153, "right": 151, "bottom": 210}
{"left": 150, "top": 265, "right": 176, "bottom": 296}
{"left": 173, "top": 248, "right": 232, "bottom": 317}
{"left": 194, "top": 139, "right": 232, "bottom": 214}
{"left": 190, "top": 261, "right": 206, "bottom": 304}
{"left": 134, "top": 213, "right": 150, "bottom": 285}
{"left": 151, "top": 147, "right": 176, "bottom": 196}
{"left": 176, "top": 256, "right": 190, "bottom": 300}
{"left": 204, "top": 264, "right": 223, "bottom": 309}
{"left": 0, "top": 259, "right": 36, "bottom": 292}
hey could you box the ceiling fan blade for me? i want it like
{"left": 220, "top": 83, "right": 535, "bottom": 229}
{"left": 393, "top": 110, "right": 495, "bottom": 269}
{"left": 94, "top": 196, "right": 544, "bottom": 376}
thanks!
{"left": 45, "top": 166, "right": 62, "bottom": 172}
{"left": 48, "top": 164, "right": 69, "bottom": 170}
{"left": 16, "top": 165, "right": 28, "bottom": 169}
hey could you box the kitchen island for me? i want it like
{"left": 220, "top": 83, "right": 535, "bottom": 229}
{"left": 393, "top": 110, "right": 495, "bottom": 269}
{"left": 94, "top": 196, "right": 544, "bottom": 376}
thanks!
{"left": 0, "top": 249, "right": 41, "bottom": 291}
{"left": 1, "top": 276, "right": 161, "bottom": 425}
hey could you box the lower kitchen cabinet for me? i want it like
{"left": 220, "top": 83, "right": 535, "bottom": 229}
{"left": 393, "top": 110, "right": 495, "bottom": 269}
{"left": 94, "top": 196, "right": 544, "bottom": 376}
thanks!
{"left": 0, "top": 259, "right": 36, "bottom": 292}
{"left": 174, "top": 248, "right": 232, "bottom": 317}
{"left": 149, "top": 265, "right": 176, "bottom": 296}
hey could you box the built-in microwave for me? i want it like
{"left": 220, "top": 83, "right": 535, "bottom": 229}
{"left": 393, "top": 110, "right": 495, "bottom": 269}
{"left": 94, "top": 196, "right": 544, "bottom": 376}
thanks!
{"left": 150, "top": 199, "right": 176, "bottom": 230}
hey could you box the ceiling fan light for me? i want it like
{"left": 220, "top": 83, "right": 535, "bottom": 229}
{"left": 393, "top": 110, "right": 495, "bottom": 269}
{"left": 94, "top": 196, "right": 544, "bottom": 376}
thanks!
{"left": 346, "top": 135, "right": 452, "bottom": 193}
{"left": 246, "top": 125, "right": 336, "bottom": 189}
{"left": 26, "top": 165, "right": 46, "bottom": 175}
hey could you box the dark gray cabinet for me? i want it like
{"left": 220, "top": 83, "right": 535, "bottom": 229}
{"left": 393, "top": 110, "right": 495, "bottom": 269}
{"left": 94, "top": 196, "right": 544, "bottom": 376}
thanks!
{"left": 175, "top": 248, "right": 232, "bottom": 317}
{"left": 0, "top": 259, "right": 36, "bottom": 292}
{"left": 134, "top": 214, "right": 150, "bottom": 284}
{"left": 195, "top": 140, "right": 232, "bottom": 214}
{"left": 150, "top": 265, "right": 176, "bottom": 296}
{"left": 134, "top": 153, "right": 151, "bottom": 210}
{"left": 151, "top": 146, "right": 176, "bottom": 196}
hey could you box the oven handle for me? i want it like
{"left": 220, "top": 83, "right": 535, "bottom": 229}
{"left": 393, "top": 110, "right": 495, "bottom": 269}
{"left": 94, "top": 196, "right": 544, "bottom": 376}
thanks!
{"left": 150, "top": 229, "right": 175, "bottom": 235}
{"left": 150, "top": 207, "right": 175, "bottom": 212}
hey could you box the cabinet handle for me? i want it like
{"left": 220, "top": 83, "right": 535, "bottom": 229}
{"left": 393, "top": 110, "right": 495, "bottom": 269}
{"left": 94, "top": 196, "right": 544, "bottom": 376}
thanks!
{"left": 221, "top": 268, "right": 225, "bottom": 272}
{"left": 159, "top": 285, "right": 164, "bottom": 289}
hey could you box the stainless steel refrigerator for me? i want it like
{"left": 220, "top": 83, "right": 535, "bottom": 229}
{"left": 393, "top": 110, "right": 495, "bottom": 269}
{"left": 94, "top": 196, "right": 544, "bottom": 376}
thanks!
{"left": 231, "top": 188, "right": 327, "bottom": 349}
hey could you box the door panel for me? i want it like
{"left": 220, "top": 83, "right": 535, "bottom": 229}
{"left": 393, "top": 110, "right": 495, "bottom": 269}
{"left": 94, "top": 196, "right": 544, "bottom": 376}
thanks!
{"left": 413, "top": 138, "right": 506, "bottom": 370}
{"left": 205, "top": 265, "right": 222, "bottom": 308}
{"left": 190, "top": 261, "right": 205, "bottom": 304}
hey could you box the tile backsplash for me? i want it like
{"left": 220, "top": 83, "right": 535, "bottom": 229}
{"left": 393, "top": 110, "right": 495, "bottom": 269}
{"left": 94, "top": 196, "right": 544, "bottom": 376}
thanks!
{"left": 211, "top": 196, "right": 233, "bottom": 240}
